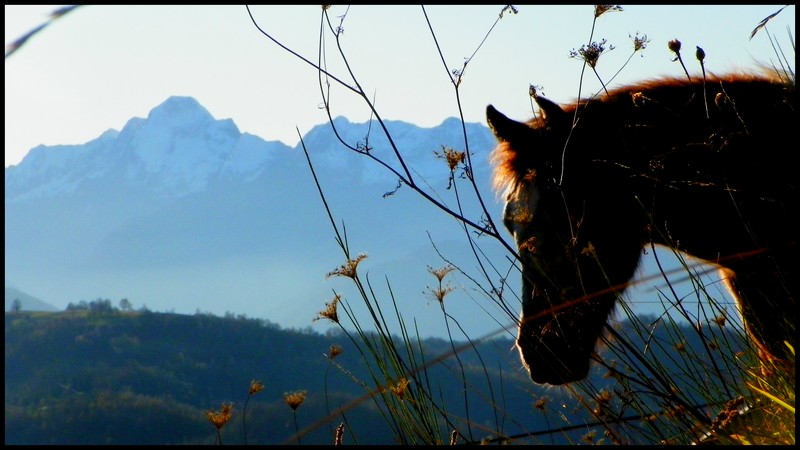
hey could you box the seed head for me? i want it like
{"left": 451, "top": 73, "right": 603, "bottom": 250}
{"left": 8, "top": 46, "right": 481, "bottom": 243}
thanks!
{"left": 630, "top": 32, "right": 649, "bottom": 52}
{"left": 594, "top": 4, "right": 622, "bottom": 18}
{"left": 499, "top": 5, "right": 518, "bottom": 18}
{"left": 695, "top": 45, "right": 705, "bottom": 62}
{"left": 206, "top": 402, "right": 234, "bottom": 429}
{"left": 428, "top": 265, "right": 455, "bottom": 282}
{"left": 249, "top": 379, "right": 264, "bottom": 396}
{"left": 529, "top": 84, "right": 542, "bottom": 99}
{"left": 326, "top": 253, "right": 367, "bottom": 279}
{"left": 426, "top": 265, "right": 456, "bottom": 304}
{"left": 328, "top": 344, "right": 343, "bottom": 359}
{"left": 569, "top": 39, "right": 613, "bottom": 69}
{"left": 435, "top": 146, "right": 466, "bottom": 172}
{"left": 284, "top": 390, "right": 307, "bottom": 411}
{"left": 389, "top": 377, "right": 410, "bottom": 399}
{"left": 314, "top": 294, "right": 342, "bottom": 324}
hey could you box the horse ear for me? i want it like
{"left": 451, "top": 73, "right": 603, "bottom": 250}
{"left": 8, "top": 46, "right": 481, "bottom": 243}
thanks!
{"left": 534, "top": 96, "right": 569, "bottom": 129}
{"left": 486, "top": 105, "right": 532, "bottom": 143}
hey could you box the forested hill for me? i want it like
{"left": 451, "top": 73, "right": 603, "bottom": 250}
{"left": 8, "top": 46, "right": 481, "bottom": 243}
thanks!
{"left": 5, "top": 306, "right": 539, "bottom": 445}
{"left": 5, "top": 304, "right": 753, "bottom": 445}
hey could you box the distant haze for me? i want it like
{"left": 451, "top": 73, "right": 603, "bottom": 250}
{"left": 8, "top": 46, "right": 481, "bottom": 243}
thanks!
{"left": 4, "top": 96, "right": 742, "bottom": 337}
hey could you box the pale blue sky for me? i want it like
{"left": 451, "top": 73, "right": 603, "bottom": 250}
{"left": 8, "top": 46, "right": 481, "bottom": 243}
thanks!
{"left": 5, "top": 5, "right": 795, "bottom": 167}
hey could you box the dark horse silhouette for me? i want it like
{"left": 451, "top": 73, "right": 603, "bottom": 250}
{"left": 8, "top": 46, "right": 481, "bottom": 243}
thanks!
{"left": 486, "top": 73, "right": 796, "bottom": 385}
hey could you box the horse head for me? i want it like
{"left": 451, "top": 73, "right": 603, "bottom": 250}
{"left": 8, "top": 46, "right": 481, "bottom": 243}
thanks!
{"left": 487, "top": 100, "right": 644, "bottom": 385}
{"left": 487, "top": 74, "right": 797, "bottom": 386}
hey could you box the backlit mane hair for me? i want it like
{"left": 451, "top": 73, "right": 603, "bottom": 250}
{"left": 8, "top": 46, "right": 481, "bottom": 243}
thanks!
{"left": 489, "top": 71, "right": 792, "bottom": 195}
{"left": 489, "top": 116, "right": 546, "bottom": 195}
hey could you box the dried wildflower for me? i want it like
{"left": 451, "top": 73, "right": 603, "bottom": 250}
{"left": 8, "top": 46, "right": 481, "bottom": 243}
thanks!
{"left": 284, "top": 390, "right": 307, "bottom": 411}
{"left": 668, "top": 38, "right": 682, "bottom": 54}
{"left": 328, "top": 344, "right": 343, "bottom": 359}
{"left": 389, "top": 377, "right": 410, "bottom": 399}
{"left": 206, "top": 402, "right": 234, "bottom": 429}
{"left": 630, "top": 32, "right": 649, "bottom": 52}
{"left": 326, "top": 253, "right": 367, "bottom": 279}
{"left": 426, "top": 265, "right": 456, "bottom": 304}
{"left": 243, "top": 381, "right": 262, "bottom": 444}
{"left": 569, "top": 39, "right": 614, "bottom": 68}
{"left": 595, "top": 389, "right": 612, "bottom": 404}
{"left": 580, "top": 242, "right": 597, "bottom": 258}
{"left": 249, "top": 379, "right": 264, "bottom": 395}
{"left": 595, "top": 4, "right": 622, "bottom": 18}
{"left": 668, "top": 38, "right": 693, "bottom": 82}
{"left": 695, "top": 45, "right": 705, "bottom": 62}
{"left": 499, "top": 5, "right": 518, "bottom": 18}
{"left": 435, "top": 146, "right": 466, "bottom": 172}
{"left": 529, "top": 84, "right": 544, "bottom": 99}
{"left": 592, "top": 390, "right": 613, "bottom": 417}
{"left": 314, "top": 293, "right": 341, "bottom": 324}
{"left": 712, "top": 312, "right": 727, "bottom": 327}
{"left": 428, "top": 265, "right": 455, "bottom": 283}
{"left": 675, "top": 341, "right": 686, "bottom": 352}
{"left": 534, "top": 397, "right": 548, "bottom": 410}
{"left": 428, "top": 284, "right": 455, "bottom": 304}
{"left": 582, "top": 430, "right": 597, "bottom": 444}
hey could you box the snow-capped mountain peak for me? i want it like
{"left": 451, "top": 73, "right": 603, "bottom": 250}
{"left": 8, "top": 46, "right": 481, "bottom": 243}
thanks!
{"left": 5, "top": 96, "right": 286, "bottom": 202}
{"left": 145, "top": 96, "right": 215, "bottom": 129}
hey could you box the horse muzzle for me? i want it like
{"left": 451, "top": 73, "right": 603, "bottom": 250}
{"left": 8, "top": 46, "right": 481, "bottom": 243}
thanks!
{"left": 516, "top": 314, "right": 594, "bottom": 385}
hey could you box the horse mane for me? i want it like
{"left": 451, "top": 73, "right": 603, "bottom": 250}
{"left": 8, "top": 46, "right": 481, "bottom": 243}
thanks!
{"left": 490, "top": 123, "right": 544, "bottom": 195}
{"left": 489, "top": 70, "right": 793, "bottom": 195}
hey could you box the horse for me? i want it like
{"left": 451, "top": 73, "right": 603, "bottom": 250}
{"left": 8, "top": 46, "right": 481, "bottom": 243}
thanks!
{"left": 486, "top": 73, "right": 796, "bottom": 386}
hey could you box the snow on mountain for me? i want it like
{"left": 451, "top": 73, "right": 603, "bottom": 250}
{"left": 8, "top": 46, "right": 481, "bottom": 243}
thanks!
{"left": 4, "top": 130, "right": 120, "bottom": 202}
{"left": 5, "top": 96, "right": 288, "bottom": 202}
{"left": 300, "top": 115, "right": 497, "bottom": 185}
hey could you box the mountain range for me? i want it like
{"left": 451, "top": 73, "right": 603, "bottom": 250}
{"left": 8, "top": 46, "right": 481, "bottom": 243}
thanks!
{"left": 4, "top": 96, "right": 730, "bottom": 339}
{"left": 5, "top": 96, "right": 512, "bottom": 339}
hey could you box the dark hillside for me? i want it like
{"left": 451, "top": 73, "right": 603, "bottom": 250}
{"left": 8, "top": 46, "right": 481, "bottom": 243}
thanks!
{"left": 5, "top": 305, "right": 755, "bottom": 444}
{"left": 5, "top": 307, "right": 542, "bottom": 444}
